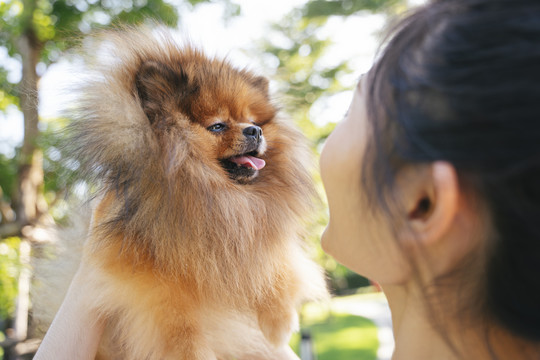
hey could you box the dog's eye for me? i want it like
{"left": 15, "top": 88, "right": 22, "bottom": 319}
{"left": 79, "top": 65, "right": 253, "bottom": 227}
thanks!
{"left": 207, "top": 123, "right": 227, "bottom": 133}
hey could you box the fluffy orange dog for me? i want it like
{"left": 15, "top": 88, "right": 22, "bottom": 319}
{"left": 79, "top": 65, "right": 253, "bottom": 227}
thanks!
{"left": 49, "top": 27, "right": 327, "bottom": 359}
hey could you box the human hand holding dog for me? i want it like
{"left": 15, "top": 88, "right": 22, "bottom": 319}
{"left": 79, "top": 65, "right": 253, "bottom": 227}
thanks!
{"left": 34, "top": 262, "right": 105, "bottom": 360}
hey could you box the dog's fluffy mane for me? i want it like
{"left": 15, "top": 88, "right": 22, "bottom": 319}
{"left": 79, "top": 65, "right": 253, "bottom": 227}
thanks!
{"left": 63, "top": 26, "right": 323, "bottom": 305}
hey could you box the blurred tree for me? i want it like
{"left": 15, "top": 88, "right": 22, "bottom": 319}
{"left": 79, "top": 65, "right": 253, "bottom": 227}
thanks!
{"left": 0, "top": 0, "right": 183, "bottom": 236}
{"left": 261, "top": 0, "right": 405, "bottom": 146}
{"left": 303, "top": 0, "right": 402, "bottom": 18}
{"left": 259, "top": 0, "right": 406, "bottom": 293}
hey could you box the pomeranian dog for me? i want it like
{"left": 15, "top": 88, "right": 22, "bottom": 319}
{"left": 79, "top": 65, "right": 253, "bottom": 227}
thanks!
{"left": 36, "top": 26, "right": 327, "bottom": 359}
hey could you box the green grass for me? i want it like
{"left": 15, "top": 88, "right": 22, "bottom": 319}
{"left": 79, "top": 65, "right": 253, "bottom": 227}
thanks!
{"left": 291, "top": 298, "right": 379, "bottom": 360}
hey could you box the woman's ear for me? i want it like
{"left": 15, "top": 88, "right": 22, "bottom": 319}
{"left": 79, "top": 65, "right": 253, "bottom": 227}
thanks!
{"left": 396, "top": 161, "right": 459, "bottom": 247}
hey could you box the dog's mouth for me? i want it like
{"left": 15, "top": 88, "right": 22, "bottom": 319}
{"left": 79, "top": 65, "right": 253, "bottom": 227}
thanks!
{"left": 220, "top": 150, "right": 266, "bottom": 184}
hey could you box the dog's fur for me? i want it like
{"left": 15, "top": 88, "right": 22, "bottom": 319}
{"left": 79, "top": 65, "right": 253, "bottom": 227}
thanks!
{"left": 37, "top": 27, "right": 327, "bottom": 359}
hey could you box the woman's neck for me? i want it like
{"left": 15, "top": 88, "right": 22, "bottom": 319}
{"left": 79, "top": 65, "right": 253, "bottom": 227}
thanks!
{"left": 382, "top": 284, "right": 539, "bottom": 360}
{"left": 383, "top": 284, "right": 460, "bottom": 360}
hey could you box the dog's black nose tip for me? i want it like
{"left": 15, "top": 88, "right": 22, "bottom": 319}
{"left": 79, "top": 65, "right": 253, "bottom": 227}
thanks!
{"left": 243, "top": 126, "right": 262, "bottom": 141}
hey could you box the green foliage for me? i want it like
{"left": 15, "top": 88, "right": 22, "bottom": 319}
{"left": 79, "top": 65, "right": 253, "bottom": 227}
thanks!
{"left": 0, "top": 68, "right": 19, "bottom": 111}
{"left": 291, "top": 302, "right": 379, "bottom": 360}
{"left": 303, "top": 0, "right": 402, "bottom": 18}
{"left": 308, "top": 314, "right": 378, "bottom": 360}
{"left": 0, "top": 154, "right": 17, "bottom": 204}
{"left": 0, "top": 0, "right": 181, "bottom": 55}
{"left": 0, "top": 237, "right": 21, "bottom": 321}
{"left": 260, "top": 0, "right": 405, "bottom": 147}
{"left": 261, "top": 12, "right": 347, "bottom": 147}
{"left": 39, "top": 119, "right": 76, "bottom": 195}
{"left": 0, "top": 0, "right": 183, "bottom": 117}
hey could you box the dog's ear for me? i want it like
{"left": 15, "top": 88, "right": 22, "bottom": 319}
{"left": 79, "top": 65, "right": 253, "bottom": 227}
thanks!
{"left": 251, "top": 76, "right": 270, "bottom": 98}
{"left": 135, "top": 61, "right": 192, "bottom": 124}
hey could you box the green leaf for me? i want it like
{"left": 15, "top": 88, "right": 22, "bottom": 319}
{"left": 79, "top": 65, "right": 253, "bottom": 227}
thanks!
{"left": 0, "top": 237, "right": 21, "bottom": 321}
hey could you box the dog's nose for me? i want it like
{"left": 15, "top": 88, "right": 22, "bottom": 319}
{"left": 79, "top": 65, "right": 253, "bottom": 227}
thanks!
{"left": 243, "top": 126, "right": 262, "bottom": 141}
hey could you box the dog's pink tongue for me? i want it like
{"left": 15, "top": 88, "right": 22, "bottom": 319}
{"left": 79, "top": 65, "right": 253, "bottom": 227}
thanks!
{"left": 230, "top": 155, "right": 266, "bottom": 170}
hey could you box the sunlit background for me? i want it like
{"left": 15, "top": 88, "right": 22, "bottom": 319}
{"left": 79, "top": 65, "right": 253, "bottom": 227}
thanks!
{"left": 1, "top": 0, "right": 403, "bottom": 154}
{"left": 0, "top": 0, "right": 425, "bottom": 359}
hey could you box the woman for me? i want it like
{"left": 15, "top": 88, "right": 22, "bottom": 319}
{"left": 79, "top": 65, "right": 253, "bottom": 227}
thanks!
{"left": 322, "top": 0, "right": 540, "bottom": 358}
{"left": 36, "top": 0, "right": 540, "bottom": 358}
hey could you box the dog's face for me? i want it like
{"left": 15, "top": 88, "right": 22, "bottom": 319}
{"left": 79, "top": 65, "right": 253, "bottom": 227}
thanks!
{"left": 206, "top": 119, "right": 267, "bottom": 183}
{"left": 135, "top": 55, "right": 277, "bottom": 183}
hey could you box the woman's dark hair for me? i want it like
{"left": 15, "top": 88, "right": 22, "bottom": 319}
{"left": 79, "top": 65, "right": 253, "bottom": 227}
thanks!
{"left": 365, "top": 0, "right": 540, "bottom": 345}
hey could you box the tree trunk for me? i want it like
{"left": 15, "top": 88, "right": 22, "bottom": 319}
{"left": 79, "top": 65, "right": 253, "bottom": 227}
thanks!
{"left": 11, "top": 22, "right": 45, "bottom": 345}
{"left": 15, "top": 29, "right": 44, "bottom": 228}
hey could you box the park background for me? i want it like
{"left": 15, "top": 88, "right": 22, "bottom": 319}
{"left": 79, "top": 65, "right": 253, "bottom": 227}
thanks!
{"left": 0, "top": 0, "right": 424, "bottom": 358}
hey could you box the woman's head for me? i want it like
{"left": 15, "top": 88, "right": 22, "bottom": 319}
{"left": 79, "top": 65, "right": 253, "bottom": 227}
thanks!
{"left": 321, "top": 0, "right": 540, "bottom": 345}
